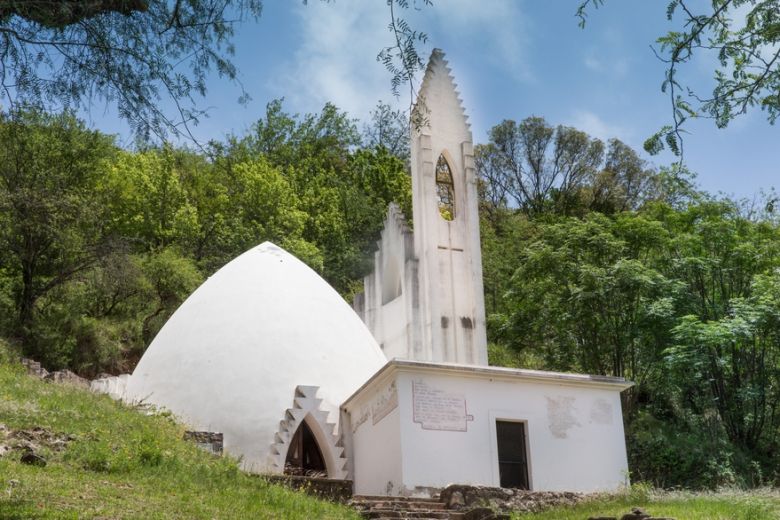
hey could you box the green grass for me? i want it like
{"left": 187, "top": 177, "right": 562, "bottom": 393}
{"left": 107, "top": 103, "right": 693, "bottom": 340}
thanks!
{"left": 0, "top": 361, "right": 359, "bottom": 519}
{"left": 515, "top": 487, "right": 780, "bottom": 520}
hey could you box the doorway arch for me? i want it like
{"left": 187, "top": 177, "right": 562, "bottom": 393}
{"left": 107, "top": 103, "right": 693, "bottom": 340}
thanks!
{"left": 284, "top": 416, "right": 327, "bottom": 476}
{"left": 268, "top": 385, "right": 348, "bottom": 479}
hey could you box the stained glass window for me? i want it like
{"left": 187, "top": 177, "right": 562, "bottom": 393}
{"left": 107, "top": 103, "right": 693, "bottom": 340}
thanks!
{"left": 435, "top": 155, "right": 455, "bottom": 221}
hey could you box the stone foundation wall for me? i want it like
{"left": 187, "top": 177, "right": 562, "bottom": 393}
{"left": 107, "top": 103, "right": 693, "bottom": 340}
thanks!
{"left": 183, "top": 431, "right": 223, "bottom": 455}
{"left": 439, "top": 485, "right": 585, "bottom": 514}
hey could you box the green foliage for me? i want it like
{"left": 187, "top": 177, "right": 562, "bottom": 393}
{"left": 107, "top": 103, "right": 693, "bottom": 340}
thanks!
{"left": 475, "top": 117, "right": 665, "bottom": 218}
{"left": 0, "top": 0, "right": 263, "bottom": 139}
{"left": 0, "top": 109, "right": 117, "bottom": 350}
{"left": 627, "top": 411, "right": 760, "bottom": 489}
{"left": 579, "top": 0, "right": 780, "bottom": 157}
{"left": 0, "top": 104, "right": 410, "bottom": 374}
{"left": 363, "top": 101, "right": 411, "bottom": 160}
{"left": 227, "top": 99, "right": 411, "bottom": 295}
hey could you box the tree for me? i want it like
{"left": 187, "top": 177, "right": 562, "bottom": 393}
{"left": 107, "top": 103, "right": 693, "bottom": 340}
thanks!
{"left": 589, "top": 139, "right": 657, "bottom": 213}
{"left": 0, "top": 1, "right": 437, "bottom": 140}
{"left": 500, "top": 213, "right": 676, "bottom": 388}
{"left": 0, "top": 110, "right": 116, "bottom": 345}
{"left": 362, "top": 101, "right": 410, "bottom": 161}
{"left": 475, "top": 117, "right": 604, "bottom": 216}
{"left": 578, "top": 0, "right": 780, "bottom": 157}
{"left": 227, "top": 99, "right": 411, "bottom": 295}
{"left": 0, "top": 0, "right": 263, "bottom": 139}
{"left": 482, "top": 197, "right": 780, "bottom": 486}
{"left": 658, "top": 201, "right": 780, "bottom": 452}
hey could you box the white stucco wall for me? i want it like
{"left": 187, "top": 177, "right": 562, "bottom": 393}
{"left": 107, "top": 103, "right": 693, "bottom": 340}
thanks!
{"left": 354, "top": 204, "right": 421, "bottom": 362}
{"left": 344, "top": 362, "right": 631, "bottom": 496}
{"left": 125, "top": 242, "right": 387, "bottom": 474}
{"left": 343, "top": 375, "right": 404, "bottom": 496}
{"left": 409, "top": 50, "right": 488, "bottom": 366}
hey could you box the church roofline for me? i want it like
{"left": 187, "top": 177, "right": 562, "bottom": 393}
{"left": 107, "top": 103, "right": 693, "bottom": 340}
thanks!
{"left": 342, "top": 359, "right": 634, "bottom": 409}
{"left": 413, "top": 48, "right": 471, "bottom": 132}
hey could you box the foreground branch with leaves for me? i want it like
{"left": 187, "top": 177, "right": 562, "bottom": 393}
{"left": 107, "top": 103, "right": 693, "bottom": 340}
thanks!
{"left": 578, "top": 0, "right": 780, "bottom": 159}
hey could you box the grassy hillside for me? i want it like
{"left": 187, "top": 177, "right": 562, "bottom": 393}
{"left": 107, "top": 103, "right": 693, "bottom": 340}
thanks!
{"left": 0, "top": 360, "right": 359, "bottom": 519}
{"left": 514, "top": 487, "right": 780, "bottom": 520}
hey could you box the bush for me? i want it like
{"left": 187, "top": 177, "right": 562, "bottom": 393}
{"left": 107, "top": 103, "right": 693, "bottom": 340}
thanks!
{"left": 627, "top": 411, "right": 771, "bottom": 489}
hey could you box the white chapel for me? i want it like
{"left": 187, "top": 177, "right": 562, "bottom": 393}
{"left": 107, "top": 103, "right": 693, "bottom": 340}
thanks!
{"left": 115, "top": 49, "right": 632, "bottom": 497}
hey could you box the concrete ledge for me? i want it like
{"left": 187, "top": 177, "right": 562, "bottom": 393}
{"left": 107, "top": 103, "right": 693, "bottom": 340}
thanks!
{"left": 344, "top": 359, "right": 633, "bottom": 409}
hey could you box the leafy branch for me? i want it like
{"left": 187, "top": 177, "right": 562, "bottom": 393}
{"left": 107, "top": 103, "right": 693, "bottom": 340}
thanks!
{"left": 578, "top": 0, "right": 780, "bottom": 163}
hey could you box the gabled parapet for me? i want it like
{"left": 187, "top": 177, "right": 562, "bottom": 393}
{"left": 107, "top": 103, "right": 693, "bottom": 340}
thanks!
{"left": 413, "top": 48, "right": 471, "bottom": 138}
{"left": 354, "top": 203, "right": 421, "bottom": 362}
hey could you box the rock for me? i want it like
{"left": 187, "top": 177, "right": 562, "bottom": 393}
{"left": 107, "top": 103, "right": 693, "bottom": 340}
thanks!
{"left": 20, "top": 451, "right": 46, "bottom": 467}
{"left": 448, "top": 490, "right": 465, "bottom": 508}
{"left": 620, "top": 508, "right": 651, "bottom": 520}
{"left": 21, "top": 358, "right": 48, "bottom": 379}
{"left": 439, "top": 484, "right": 585, "bottom": 516}
{"left": 45, "top": 369, "right": 89, "bottom": 389}
{"left": 0, "top": 445, "right": 10, "bottom": 457}
{"left": 463, "top": 507, "right": 502, "bottom": 520}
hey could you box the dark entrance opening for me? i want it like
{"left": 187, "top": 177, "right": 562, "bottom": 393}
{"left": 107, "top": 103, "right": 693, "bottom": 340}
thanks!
{"left": 496, "top": 420, "right": 530, "bottom": 489}
{"left": 284, "top": 419, "right": 327, "bottom": 477}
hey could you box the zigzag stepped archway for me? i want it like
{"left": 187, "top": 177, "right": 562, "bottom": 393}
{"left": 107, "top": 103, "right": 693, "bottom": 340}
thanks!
{"left": 268, "top": 385, "right": 347, "bottom": 479}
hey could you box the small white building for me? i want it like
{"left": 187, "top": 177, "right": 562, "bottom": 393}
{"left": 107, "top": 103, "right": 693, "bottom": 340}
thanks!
{"left": 342, "top": 361, "right": 630, "bottom": 496}
{"left": 121, "top": 49, "right": 632, "bottom": 497}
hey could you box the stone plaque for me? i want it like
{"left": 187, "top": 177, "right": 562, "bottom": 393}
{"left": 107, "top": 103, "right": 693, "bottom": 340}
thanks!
{"left": 372, "top": 381, "right": 398, "bottom": 425}
{"left": 412, "top": 379, "right": 473, "bottom": 431}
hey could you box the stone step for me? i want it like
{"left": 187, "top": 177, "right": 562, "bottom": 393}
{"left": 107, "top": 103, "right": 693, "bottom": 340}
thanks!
{"left": 373, "top": 513, "right": 467, "bottom": 520}
{"left": 352, "top": 500, "right": 449, "bottom": 511}
{"left": 353, "top": 495, "right": 442, "bottom": 503}
{"left": 361, "top": 510, "right": 453, "bottom": 519}
{"left": 350, "top": 493, "right": 471, "bottom": 520}
{"left": 367, "top": 517, "right": 465, "bottom": 520}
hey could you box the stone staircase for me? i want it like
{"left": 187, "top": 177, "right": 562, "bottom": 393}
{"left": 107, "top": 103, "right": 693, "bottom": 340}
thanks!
{"left": 349, "top": 495, "right": 496, "bottom": 520}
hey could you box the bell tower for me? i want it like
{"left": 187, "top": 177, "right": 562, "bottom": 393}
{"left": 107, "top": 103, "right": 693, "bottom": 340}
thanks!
{"left": 354, "top": 49, "right": 488, "bottom": 366}
{"left": 410, "top": 49, "right": 487, "bottom": 365}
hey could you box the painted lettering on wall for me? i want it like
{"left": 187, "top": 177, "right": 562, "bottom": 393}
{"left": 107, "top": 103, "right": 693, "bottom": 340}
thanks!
{"left": 372, "top": 381, "right": 399, "bottom": 425}
{"left": 412, "top": 379, "right": 473, "bottom": 431}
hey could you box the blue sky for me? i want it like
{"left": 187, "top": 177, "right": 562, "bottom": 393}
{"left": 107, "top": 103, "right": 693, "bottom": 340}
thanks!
{"left": 86, "top": 0, "right": 778, "bottom": 198}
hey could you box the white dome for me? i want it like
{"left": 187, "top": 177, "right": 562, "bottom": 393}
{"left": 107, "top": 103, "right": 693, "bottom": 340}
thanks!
{"left": 126, "top": 242, "right": 386, "bottom": 473}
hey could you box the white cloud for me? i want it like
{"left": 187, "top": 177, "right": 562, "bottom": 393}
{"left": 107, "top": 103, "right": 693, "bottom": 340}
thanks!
{"left": 271, "top": 0, "right": 534, "bottom": 122}
{"left": 425, "top": 0, "right": 533, "bottom": 84}
{"left": 567, "top": 110, "right": 633, "bottom": 144}
{"left": 584, "top": 54, "right": 602, "bottom": 72}
{"left": 269, "top": 1, "right": 396, "bottom": 121}
{"left": 583, "top": 48, "right": 629, "bottom": 78}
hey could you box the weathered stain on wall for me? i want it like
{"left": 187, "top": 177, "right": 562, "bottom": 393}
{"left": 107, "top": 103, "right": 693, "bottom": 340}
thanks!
{"left": 589, "top": 398, "right": 614, "bottom": 425}
{"left": 545, "top": 396, "right": 580, "bottom": 439}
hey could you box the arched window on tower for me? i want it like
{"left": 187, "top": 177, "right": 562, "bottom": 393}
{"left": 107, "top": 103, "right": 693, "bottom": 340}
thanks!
{"left": 435, "top": 155, "right": 455, "bottom": 221}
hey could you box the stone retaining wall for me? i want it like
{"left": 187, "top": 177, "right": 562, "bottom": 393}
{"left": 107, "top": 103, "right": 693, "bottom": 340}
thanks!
{"left": 440, "top": 484, "right": 584, "bottom": 514}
